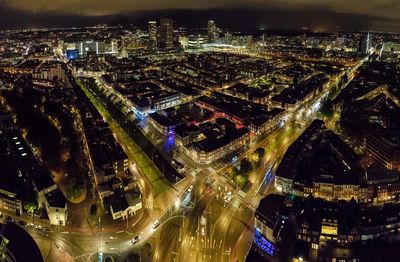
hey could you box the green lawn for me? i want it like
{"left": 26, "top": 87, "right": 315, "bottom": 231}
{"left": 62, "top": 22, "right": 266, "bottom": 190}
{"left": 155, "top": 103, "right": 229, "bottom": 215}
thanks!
{"left": 76, "top": 78, "right": 171, "bottom": 196}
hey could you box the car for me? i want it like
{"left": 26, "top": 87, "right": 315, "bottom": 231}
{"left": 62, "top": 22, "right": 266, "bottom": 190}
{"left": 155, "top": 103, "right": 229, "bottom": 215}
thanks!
{"left": 187, "top": 185, "right": 194, "bottom": 193}
{"left": 5, "top": 216, "right": 12, "bottom": 222}
{"left": 152, "top": 220, "right": 160, "bottom": 230}
{"left": 201, "top": 226, "right": 205, "bottom": 236}
{"left": 131, "top": 235, "right": 141, "bottom": 244}
{"left": 224, "top": 195, "right": 232, "bottom": 203}
{"left": 172, "top": 159, "right": 184, "bottom": 171}
{"left": 43, "top": 227, "right": 50, "bottom": 232}
{"left": 18, "top": 220, "right": 26, "bottom": 226}
{"left": 226, "top": 191, "right": 232, "bottom": 197}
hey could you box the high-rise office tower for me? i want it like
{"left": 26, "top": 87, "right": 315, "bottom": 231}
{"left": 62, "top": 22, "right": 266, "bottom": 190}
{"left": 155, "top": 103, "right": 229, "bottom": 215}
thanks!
{"left": 359, "top": 32, "right": 372, "bottom": 55}
{"left": 159, "top": 18, "right": 174, "bottom": 49}
{"left": 246, "top": 35, "right": 254, "bottom": 49}
{"left": 224, "top": 32, "right": 233, "bottom": 45}
{"left": 148, "top": 21, "right": 158, "bottom": 51}
{"left": 208, "top": 20, "right": 218, "bottom": 42}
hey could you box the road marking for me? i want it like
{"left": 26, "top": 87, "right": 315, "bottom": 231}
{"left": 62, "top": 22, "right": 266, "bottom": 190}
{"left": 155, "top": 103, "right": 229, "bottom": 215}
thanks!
{"left": 74, "top": 252, "right": 94, "bottom": 260}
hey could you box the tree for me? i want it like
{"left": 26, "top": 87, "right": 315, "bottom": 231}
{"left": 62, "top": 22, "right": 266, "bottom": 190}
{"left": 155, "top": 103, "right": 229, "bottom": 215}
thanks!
{"left": 22, "top": 191, "right": 38, "bottom": 215}
{"left": 231, "top": 172, "right": 249, "bottom": 189}
{"left": 255, "top": 147, "right": 265, "bottom": 160}
{"left": 231, "top": 157, "right": 253, "bottom": 189}
{"left": 90, "top": 204, "right": 97, "bottom": 216}
{"left": 320, "top": 99, "right": 334, "bottom": 118}
{"left": 65, "top": 178, "right": 84, "bottom": 200}
{"left": 239, "top": 158, "right": 253, "bottom": 175}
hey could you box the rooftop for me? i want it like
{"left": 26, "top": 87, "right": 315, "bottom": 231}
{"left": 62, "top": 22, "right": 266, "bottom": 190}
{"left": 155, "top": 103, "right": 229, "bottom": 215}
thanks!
{"left": 149, "top": 112, "right": 176, "bottom": 127}
{"left": 45, "top": 187, "right": 67, "bottom": 209}
{"left": 343, "top": 92, "right": 400, "bottom": 147}
{"left": 192, "top": 127, "right": 249, "bottom": 153}
{"left": 366, "top": 162, "right": 399, "bottom": 184}
{"left": 276, "top": 119, "right": 362, "bottom": 186}
{"left": 256, "top": 194, "right": 286, "bottom": 228}
{"left": 109, "top": 192, "right": 130, "bottom": 213}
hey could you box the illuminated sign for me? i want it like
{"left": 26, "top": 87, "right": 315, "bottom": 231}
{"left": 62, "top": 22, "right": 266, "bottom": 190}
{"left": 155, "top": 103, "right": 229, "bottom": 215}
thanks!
{"left": 255, "top": 230, "right": 276, "bottom": 255}
{"left": 321, "top": 225, "right": 337, "bottom": 235}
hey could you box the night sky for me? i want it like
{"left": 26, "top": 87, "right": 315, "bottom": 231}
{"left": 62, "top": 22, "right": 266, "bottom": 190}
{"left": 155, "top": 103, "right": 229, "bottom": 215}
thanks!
{"left": 1, "top": 0, "right": 400, "bottom": 32}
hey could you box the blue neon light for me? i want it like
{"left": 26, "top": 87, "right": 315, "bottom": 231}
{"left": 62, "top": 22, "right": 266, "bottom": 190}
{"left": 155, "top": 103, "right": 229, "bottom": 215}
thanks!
{"left": 66, "top": 49, "right": 79, "bottom": 60}
{"left": 255, "top": 230, "right": 276, "bottom": 256}
{"left": 163, "top": 132, "right": 175, "bottom": 153}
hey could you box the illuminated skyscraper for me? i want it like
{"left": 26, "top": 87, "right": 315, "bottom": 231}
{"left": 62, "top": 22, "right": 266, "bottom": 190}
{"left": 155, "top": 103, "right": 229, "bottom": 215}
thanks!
{"left": 187, "top": 35, "right": 205, "bottom": 49}
{"left": 246, "top": 35, "right": 254, "bottom": 49}
{"left": 148, "top": 21, "right": 158, "bottom": 51}
{"left": 159, "top": 18, "right": 174, "bottom": 49}
{"left": 359, "top": 32, "right": 372, "bottom": 55}
{"left": 207, "top": 20, "right": 218, "bottom": 42}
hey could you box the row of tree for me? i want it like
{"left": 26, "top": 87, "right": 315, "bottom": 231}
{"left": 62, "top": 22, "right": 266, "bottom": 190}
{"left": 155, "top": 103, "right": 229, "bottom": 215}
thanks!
{"left": 231, "top": 147, "right": 265, "bottom": 189}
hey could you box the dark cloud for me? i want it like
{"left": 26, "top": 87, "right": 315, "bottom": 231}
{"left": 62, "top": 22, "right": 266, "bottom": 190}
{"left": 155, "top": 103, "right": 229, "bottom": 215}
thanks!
{"left": 2, "top": 0, "right": 400, "bottom": 20}
{"left": 0, "top": 0, "right": 400, "bottom": 32}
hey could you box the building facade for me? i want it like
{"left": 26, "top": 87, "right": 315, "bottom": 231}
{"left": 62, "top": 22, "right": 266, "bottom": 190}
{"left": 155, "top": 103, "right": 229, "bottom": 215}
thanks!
{"left": 159, "top": 18, "right": 174, "bottom": 50}
{"left": 148, "top": 21, "right": 158, "bottom": 51}
{"left": 187, "top": 128, "right": 250, "bottom": 164}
